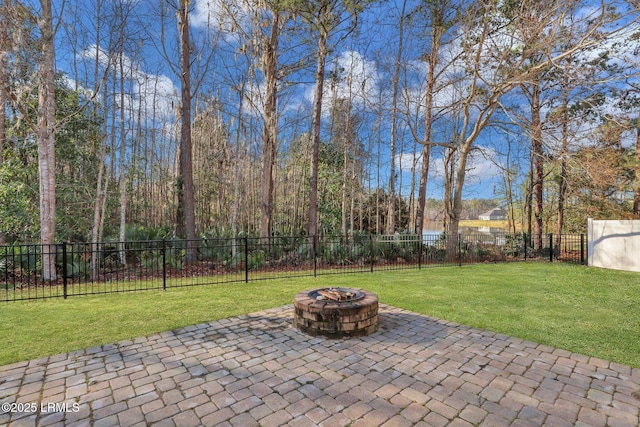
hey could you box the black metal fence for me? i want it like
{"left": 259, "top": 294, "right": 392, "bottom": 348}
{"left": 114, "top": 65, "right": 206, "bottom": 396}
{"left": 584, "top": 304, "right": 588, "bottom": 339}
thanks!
{"left": 0, "top": 233, "right": 587, "bottom": 301}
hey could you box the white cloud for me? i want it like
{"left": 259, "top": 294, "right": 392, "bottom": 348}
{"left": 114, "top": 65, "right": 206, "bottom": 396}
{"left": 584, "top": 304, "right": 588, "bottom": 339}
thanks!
{"left": 328, "top": 50, "right": 380, "bottom": 107}
{"left": 303, "top": 50, "right": 381, "bottom": 116}
{"left": 79, "top": 44, "right": 179, "bottom": 123}
{"left": 396, "top": 145, "right": 501, "bottom": 185}
{"left": 61, "top": 75, "right": 99, "bottom": 102}
{"left": 135, "top": 73, "right": 178, "bottom": 121}
{"left": 190, "top": 0, "right": 251, "bottom": 39}
{"left": 465, "top": 147, "right": 501, "bottom": 184}
{"left": 241, "top": 79, "right": 267, "bottom": 117}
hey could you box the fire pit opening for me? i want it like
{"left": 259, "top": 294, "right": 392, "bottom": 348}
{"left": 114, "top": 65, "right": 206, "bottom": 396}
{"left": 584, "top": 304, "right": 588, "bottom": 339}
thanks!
{"left": 293, "top": 287, "right": 379, "bottom": 338}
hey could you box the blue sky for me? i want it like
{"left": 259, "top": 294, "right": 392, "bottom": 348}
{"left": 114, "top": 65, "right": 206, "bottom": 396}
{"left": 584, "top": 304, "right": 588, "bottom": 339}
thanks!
{"left": 46, "top": 0, "right": 640, "bottom": 202}
{"left": 48, "top": 0, "right": 508, "bottom": 199}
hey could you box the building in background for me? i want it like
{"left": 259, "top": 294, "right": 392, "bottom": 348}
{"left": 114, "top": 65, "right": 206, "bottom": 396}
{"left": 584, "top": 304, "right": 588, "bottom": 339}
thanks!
{"left": 478, "top": 208, "right": 506, "bottom": 221}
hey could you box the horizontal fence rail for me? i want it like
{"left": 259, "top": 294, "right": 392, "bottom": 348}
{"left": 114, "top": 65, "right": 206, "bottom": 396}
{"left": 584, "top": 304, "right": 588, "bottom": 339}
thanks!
{"left": 0, "top": 233, "right": 587, "bottom": 302}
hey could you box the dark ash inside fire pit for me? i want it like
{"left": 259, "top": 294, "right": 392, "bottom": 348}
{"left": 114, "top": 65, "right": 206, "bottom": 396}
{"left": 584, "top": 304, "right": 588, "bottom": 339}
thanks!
{"left": 293, "top": 288, "right": 379, "bottom": 338}
{"left": 307, "top": 287, "right": 365, "bottom": 302}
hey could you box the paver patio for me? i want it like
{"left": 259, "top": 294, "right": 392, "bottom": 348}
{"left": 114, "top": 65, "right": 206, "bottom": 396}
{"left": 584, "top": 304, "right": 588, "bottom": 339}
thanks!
{"left": 1, "top": 304, "right": 639, "bottom": 426}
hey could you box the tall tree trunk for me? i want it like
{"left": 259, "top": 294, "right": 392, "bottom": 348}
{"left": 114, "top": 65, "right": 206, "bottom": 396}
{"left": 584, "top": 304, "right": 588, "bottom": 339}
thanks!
{"left": 526, "top": 151, "right": 533, "bottom": 240}
{"left": 178, "top": 0, "right": 197, "bottom": 262}
{"left": 350, "top": 157, "right": 356, "bottom": 234}
{"left": 503, "top": 144, "right": 517, "bottom": 236}
{"left": 416, "top": 134, "right": 433, "bottom": 237}
{"left": 386, "top": 2, "right": 406, "bottom": 235}
{"left": 0, "top": 2, "right": 8, "bottom": 246}
{"left": 556, "top": 80, "right": 569, "bottom": 250}
{"left": 260, "top": 12, "right": 279, "bottom": 242}
{"left": 446, "top": 143, "right": 471, "bottom": 260}
{"left": 505, "top": 173, "right": 516, "bottom": 236}
{"left": 335, "top": 96, "right": 353, "bottom": 238}
{"left": 231, "top": 79, "right": 245, "bottom": 258}
{"left": 90, "top": 1, "right": 107, "bottom": 280}
{"left": 375, "top": 124, "right": 382, "bottom": 233}
{"left": 415, "top": 6, "right": 442, "bottom": 238}
{"left": 634, "top": 125, "right": 640, "bottom": 216}
{"left": 37, "top": 0, "right": 57, "bottom": 281}
{"left": 91, "top": 131, "right": 108, "bottom": 280}
{"left": 118, "top": 52, "right": 128, "bottom": 266}
{"left": 341, "top": 127, "right": 349, "bottom": 237}
{"left": 308, "top": 25, "right": 328, "bottom": 241}
{"left": 531, "top": 84, "right": 544, "bottom": 252}
{"left": 444, "top": 20, "right": 501, "bottom": 260}
{"left": 443, "top": 146, "right": 455, "bottom": 235}
{"left": 408, "top": 142, "right": 417, "bottom": 232}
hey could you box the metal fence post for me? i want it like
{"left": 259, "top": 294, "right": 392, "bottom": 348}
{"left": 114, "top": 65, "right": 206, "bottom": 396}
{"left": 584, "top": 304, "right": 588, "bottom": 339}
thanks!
{"left": 162, "top": 239, "right": 167, "bottom": 291}
{"left": 549, "top": 234, "right": 553, "bottom": 262}
{"left": 418, "top": 238, "right": 423, "bottom": 270}
{"left": 244, "top": 237, "right": 249, "bottom": 283}
{"left": 62, "top": 242, "right": 68, "bottom": 299}
{"left": 458, "top": 234, "right": 462, "bottom": 267}
{"left": 580, "top": 234, "right": 585, "bottom": 265}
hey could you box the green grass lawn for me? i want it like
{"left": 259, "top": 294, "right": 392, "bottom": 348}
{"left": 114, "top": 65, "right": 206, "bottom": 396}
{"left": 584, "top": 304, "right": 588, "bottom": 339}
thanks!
{"left": 1, "top": 263, "right": 639, "bottom": 368}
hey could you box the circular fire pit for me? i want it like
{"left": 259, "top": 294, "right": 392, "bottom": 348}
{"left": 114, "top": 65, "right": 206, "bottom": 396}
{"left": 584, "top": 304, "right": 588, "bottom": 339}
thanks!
{"left": 293, "top": 287, "right": 379, "bottom": 338}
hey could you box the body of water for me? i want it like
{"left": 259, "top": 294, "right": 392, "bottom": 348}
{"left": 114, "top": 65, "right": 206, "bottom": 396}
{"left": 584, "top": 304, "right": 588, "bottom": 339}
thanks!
{"left": 422, "top": 221, "right": 509, "bottom": 239}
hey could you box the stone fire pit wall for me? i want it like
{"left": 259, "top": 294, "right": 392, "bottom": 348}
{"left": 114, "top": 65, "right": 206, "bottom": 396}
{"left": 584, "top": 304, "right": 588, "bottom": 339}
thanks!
{"left": 293, "top": 288, "right": 379, "bottom": 338}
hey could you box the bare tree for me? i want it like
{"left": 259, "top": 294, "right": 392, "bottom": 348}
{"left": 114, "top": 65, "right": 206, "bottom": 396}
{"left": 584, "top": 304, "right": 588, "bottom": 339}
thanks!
{"left": 177, "top": 0, "right": 197, "bottom": 261}
{"left": 257, "top": 6, "right": 281, "bottom": 242}
{"left": 636, "top": 125, "right": 640, "bottom": 216}
{"left": 526, "top": 82, "right": 545, "bottom": 250}
{"left": 294, "top": 0, "right": 365, "bottom": 241}
{"left": 554, "top": 59, "right": 572, "bottom": 247}
{"left": 384, "top": 0, "right": 408, "bottom": 235}
{"left": 157, "top": 0, "right": 216, "bottom": 249}
{"left": 442, "top": 0, "right": 628, "bottom": 258}
{"left": 0, "top": 0, "right": 10, "bottom": 246}
{"left": 412, "top": 0, "right": 457, "bottom": 238}
{"left": 87, "top": 0, "right": 111, "bottom": 278}
{"left": 117, "top": 46, "right": 129, "bottom": 265}
{"left": 306, "top": 2, "right": 332, "bottom": 241}
{"left": 36, "top": 0, "right": 57, "bottom": 280}
{"left": 212, "top": 0, "right": 305, "bottom": 239}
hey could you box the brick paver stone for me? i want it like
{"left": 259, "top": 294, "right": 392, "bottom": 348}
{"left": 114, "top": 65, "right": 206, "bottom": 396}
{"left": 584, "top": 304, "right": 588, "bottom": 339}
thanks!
{"left": 0, "top": 304, "right": 638, "bottom": 426}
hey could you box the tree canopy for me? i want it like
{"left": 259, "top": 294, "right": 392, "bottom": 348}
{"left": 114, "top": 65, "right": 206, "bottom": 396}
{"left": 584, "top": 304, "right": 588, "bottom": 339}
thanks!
{"left": 1, "top": 0, "right": 639, "bottom": 246}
